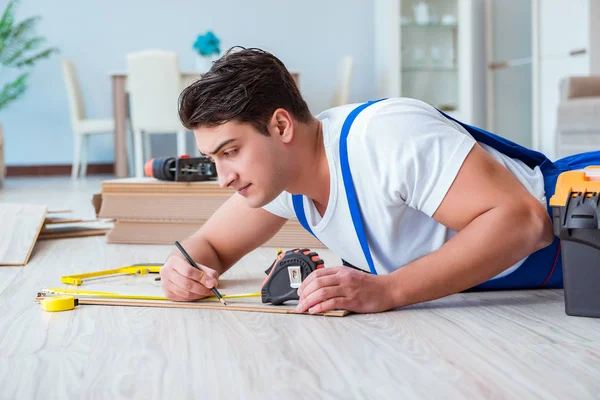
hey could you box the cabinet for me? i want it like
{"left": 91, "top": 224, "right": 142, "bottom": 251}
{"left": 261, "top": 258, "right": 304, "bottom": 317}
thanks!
{"left": 485, "top": 0, "right": 593, "bottom": 159}
{"left": 374, "top": 0, "right": 486, "bottom": 126}
{"left": 532, "top": 0, "right": 590, "bottom": 160}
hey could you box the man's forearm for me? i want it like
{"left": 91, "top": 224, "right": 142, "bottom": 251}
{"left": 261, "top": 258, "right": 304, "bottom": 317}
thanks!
{"left": 384, "top": 205, "right": 554, "bottom": 308}
{"left": 169, "top": 230, "right": 228, "bottom": 275}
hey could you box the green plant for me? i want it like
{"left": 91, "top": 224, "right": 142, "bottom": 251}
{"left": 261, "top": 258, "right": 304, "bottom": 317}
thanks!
{"left": 0, "top": 0, "right": 58, "bottom": 112}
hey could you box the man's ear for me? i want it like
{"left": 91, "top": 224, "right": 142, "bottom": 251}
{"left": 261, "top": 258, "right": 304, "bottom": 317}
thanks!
{"left": 268, "top": 108, "right": 294, "bottom": 144}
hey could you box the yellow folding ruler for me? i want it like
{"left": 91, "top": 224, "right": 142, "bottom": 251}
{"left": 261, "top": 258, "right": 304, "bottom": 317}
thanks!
{"left": 37, "top": 263, "right": 261, "bottom": 312}
{"left": 38, "top": 287, "right": 260, "bottom": 301}
{"left": 60, "top": 263, "right": 163, "bottom": 286}
{"left": 36, "top": 288, "right": 260, "bottom": 312}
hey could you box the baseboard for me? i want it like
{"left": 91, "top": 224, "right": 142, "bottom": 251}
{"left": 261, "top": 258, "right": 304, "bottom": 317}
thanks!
{"left": 6, "top": 163, "right": 114, "bottom": 177}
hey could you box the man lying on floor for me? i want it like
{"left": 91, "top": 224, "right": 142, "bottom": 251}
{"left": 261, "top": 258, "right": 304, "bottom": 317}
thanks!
{"left": 158, "top": 47, "right": 599, "bottom": 314}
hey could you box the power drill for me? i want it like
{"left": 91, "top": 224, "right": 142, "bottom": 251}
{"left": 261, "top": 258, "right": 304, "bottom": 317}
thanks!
{"left": 261, "top": 248, "right": 324, "bottom": 305}
{"left": 144, "top": 155, "right": 217, "bottom": 182}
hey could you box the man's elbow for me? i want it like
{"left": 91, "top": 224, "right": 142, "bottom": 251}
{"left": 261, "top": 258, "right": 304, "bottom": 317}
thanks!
{"left": 522, "top": 200, "right": 555, "bottom": 252}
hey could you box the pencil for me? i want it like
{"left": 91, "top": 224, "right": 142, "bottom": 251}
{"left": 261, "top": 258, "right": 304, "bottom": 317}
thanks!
{"left": 174, "top": 241, "right": 227, "bottom": 306}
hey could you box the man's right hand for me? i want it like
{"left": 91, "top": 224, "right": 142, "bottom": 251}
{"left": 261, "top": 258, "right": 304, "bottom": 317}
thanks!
{"left": 160, "top": 256, "right": 220, "bottom": 302}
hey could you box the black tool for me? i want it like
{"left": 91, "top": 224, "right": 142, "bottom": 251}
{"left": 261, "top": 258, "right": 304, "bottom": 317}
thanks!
{"left": 145, "top": 155, "right": 217, "bottom": 182}
{"left": 174, "top": 241, "right": 227, "bottom": 305}
{"left": 261, "top": 248, "right": 324, "bottom": 305}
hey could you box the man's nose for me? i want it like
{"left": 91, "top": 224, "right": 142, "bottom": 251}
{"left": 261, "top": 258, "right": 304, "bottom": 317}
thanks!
{"left": 217, "top": 165, "right": 237, "bottom": 189}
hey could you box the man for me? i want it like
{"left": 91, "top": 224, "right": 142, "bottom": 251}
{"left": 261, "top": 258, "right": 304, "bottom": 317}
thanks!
{"left": 159, "top": 47, "right": 597, "bottom": 314}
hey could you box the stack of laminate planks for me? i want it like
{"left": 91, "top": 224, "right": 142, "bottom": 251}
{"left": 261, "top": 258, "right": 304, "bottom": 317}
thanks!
{"left": 96, "top": 178, "right": 324, "bottom": 248}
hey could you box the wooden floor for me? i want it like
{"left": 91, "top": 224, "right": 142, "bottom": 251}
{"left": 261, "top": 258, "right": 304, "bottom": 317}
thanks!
{"left": 1, "top": 176, "right": 599, "bottom": 399}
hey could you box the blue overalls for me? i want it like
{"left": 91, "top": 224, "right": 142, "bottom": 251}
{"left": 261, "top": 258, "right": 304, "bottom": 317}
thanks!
{"left": 292, "top": 99, "right": 600, "bottom": 290}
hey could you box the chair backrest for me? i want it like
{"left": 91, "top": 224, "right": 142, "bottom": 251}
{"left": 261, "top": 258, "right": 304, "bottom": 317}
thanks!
{"left": 126, "top": 49, "right": 184, "bottom": 133}
{"left": 61, "top": 59, "right": 86, "bottom": 126}
{"left": 561, "top": 75, "right": 600, "bottom": 101}
{"left": 332, "top": 56, "right": 354, "bottom": 108}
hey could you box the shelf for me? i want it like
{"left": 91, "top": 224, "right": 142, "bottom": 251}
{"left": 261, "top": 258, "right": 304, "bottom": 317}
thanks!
{"left": 401, "top": 23, "right": 457, "bottom": 29}
{"left": 401, "top": 67, "right": 457, "bottom": 72}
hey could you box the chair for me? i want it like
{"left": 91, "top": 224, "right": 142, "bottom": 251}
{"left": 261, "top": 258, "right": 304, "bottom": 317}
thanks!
{"left": 331, "top": 56, "right": 354, "bottom": 108}
{"left": 61, "top": 59, "right": 115, "bottom": 178}
{"left": 555, "top": 76, "right": 600, "bottom": 159}
{"left": 126, "top": 50, "right": 188, "bottom": 177}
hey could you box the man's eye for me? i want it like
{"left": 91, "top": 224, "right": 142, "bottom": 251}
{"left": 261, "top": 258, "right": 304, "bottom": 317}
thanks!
{"left": 223, "top": 149, "right": 238, "bottom": 157}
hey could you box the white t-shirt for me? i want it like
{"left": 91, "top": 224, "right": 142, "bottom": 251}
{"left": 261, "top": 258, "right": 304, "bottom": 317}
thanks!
{"left": 263, "top": 98, "right": 546, "bottom": 280}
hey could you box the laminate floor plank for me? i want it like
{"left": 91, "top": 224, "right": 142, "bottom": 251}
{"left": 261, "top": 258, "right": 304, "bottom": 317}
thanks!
{"left": 0, "top": 203, "right": 47, "bottom": 265}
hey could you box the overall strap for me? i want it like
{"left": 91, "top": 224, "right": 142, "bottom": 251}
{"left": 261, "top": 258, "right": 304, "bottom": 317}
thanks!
{"left": 292, "top": 194, "right": 314, "bottom": 237}
{"left": 437, "top": 109, "right": 549, "bottom": 169}
{"left": 292, "top": 99, "right": 386, "bottom": 275}
{"left": 339, "top": 99, "right": 386, "bottom": 274}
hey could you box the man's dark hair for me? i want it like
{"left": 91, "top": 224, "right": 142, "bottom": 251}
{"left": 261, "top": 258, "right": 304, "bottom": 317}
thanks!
{"left": 178, "top": 47, "right": 311, "bottom": 135}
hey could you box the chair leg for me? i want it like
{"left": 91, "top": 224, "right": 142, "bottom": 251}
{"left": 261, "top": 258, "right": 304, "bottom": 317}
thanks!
{"left": 134, "top": 129, "right": 144, "bottom": 178}
{"left": 143, "top": 132, "right": 151, "bottom": 163}
{"left": 177, "top": 130, "right": 187, "bottom": 156}
{"left": 71, "top": 134, "right": 82, "bottom": 179}
{"left": 126, "top": 120, "right": 135, "bottom": 177}
{"left": 191, "top": 131, "right": 201, "bottom": 157}
{"left": 81, "top": 135, "right": 89, "bottom": 177}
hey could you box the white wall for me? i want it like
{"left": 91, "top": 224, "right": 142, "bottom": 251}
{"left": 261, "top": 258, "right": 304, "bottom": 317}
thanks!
{"left": 488, "top": 0, "right": 532, "bottom": 148}
{"left": 2, "top": 0, "right": 375, "bottom": 166}
{"left": 592, "top": 0, "right": 600, "bottom": 74}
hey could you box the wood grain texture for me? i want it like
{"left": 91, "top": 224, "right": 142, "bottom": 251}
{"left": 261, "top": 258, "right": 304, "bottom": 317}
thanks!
{"left": 0, "top": 176, "right": 600, "bottom": 399}
{"left": 44, "top": 217, "right": 100, "bottom": 225}
{"left": 0, "top": 203, "right": 47, "bottom": 265}
{"left": 38, "top": 227, "right": 110, "bottom": 240}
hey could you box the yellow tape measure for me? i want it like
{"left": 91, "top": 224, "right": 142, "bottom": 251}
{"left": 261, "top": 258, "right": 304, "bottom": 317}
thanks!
{"left": 40, "top": 295, "right": 79, "bottom": 312}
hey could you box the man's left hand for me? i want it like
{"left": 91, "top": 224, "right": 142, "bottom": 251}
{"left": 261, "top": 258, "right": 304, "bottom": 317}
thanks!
{"left": 296, "top": 266, "right": 394, "bottom": 314}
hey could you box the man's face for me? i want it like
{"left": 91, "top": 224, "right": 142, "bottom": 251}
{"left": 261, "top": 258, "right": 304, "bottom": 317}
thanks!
{"left": 194, "top": 121, "right": 287, "bottom": 208}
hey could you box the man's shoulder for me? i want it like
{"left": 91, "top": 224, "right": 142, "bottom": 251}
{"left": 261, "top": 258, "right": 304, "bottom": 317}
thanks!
{"left": 318, "top": 98, "right": 443, "bottom": 142}
{"left": 369, "top": 97, "right": 444, "bottom": 122}
{"left": 318, "top": 97, "right": 460, "bottom": 166}
{"left": 317, "top": 97, "right": 437, "bottom": 120}
{"left": 348, "top": 98, "right": 450, "bottom": 145}
{"left": 316, "top": 103, "right": 361, "bottom": 122}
